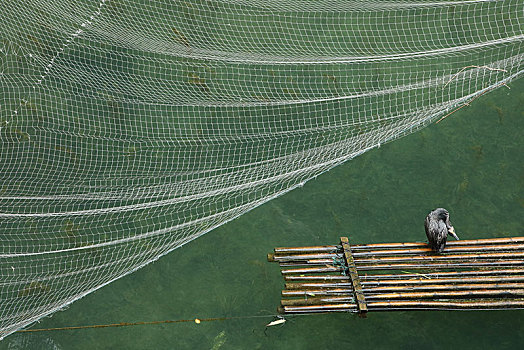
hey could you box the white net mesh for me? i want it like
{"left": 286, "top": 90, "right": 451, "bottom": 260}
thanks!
{"left": 0, "top": 0, "right": 522, "bottom": 339}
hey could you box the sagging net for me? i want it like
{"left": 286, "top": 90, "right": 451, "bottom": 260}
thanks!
{"left": 0, "top": 0, "right": 522, "bottom": 339}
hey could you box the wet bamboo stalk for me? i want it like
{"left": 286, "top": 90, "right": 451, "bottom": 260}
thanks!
{"left": 285, "top": 282, "right": 352, "bottom": 290}
{"left": 281, "top": 303, "right": 358, "bottom": 313}
{"left": 279, "top": 299, "right": 524, "bottom": 313}
{"left": 437, "top": 237, "right": 524, "bottom": 246}
{"left": 281, "top": 300, "right": 524, "bottom": 313}
{"left": 352, "top": 243, "right": 524, "bottom": 257}
{"left": 357, "top": 260, "right": 524, "bottom": 271}
{"left": 279, "top": 259, "right": 338, "bottom": 267}
{"left": 271, "top": 253, "right": 342, "bottom": 262}
{"left": 362, "top": 275, "right": 524, "bottom": 286}
{"left": 282, "top": 288, "right": 352, "bottom": 297}
{"left": 351, "top": 237, "right": 524, "bottom": 251}
{"left": 366, "top": 299, "right": 524, "bottom": 310}
{"left": 272, "top": 237, "right": 524, "bottom": 257}
{"left": 281, "top": 282, "right": 524, "bottom": 297}
{"left": 284, "top": 275, "right": 350, "bottom": 282}
{"left": 351, "top": 242, "right": 430, "bottom": 250}
{"left": 277, "top": 251, "right": 524, "bottom": 266}
{"left": 282, "top": 260, "right": 524, "bottom": 271}
{"left": 359, "top": 268, "right": 524, "bottom": 280}
{"left": 274, "top": 245, "right": 340, "bottom": 254}
{"left": 355, "top": 251, "right": 524, "bottom": 264}
{"left": 272, "top": 243, "right": 524, "bottom": 262}
{"left": 281, "top": 296, "right": 354, "bottom": 306}
{"left": 365, "top": 289, "right": 524, "bottom": 300}
{"left": 365, "top": 283, "right": 524, "bottom": 293}
{"left": 281, "top": 266, "right": 343, "bottom": 274}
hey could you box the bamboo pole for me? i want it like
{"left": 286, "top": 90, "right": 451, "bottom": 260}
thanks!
{"left": 281, "top": 296, "right": 354, "bottom": 306}
{"left": 281, "top": 300, "right": 524, "bottom": 313}
{"left": 365, "top": 289, "right": 524, "bottom": 300}
{"left": 362, "top": 275, "right": 524, "bottom": 286}
{"left": 352, "top": 244, "right": 524, "bottom": 257}
{"left": 284, "top": 275, "right": 350, "bottom": 282}
{"left": 279, "top": 259, "right": 343, "bottom": 267}
{"left": 356, "top": 260, "right": 524, "bottom": 271}
{"left": 355, "top": 251, "right": 524, "bottom": 265}
{"left": 281, "top": 266, "right": 343, "bottom": 274}
{"left": 282, "top": 288, "right": 352, "bottom": 297}
{"left": 281, "top": 282, "right": 524, "bottom": 297}
{"left": 351, "top": 242, "right": 430, "bottom": 250}
{"left": 280, "top": 282, "right": 524, "bottom": 296}
{"left": 274, "top": 245, "right": 340, "bottom": 254}
{"left": 359, "top": 268, "right": 524, "bottom": 280}
{"left": 351, "top": 237, "right": 524, "bottom": 251}
{"left": 272, "top": 237, "right": 524, "bottom": 256}
{"left": 271, "top": 253, "right": 342, "bottom": 262}
{"left": 440, "top": 237, "right": 524, "bottom": 246}
{"left": 367, "top": 299, "right": 524, "bottom": 310}
{"left": 285, "top": 282, "right": 352, "bottom": 290}
{"left": 365, "top": 282, "right": 524, "bottom": 293}
{"left": 281, "top": 303, "right": 358, "bottom": 313}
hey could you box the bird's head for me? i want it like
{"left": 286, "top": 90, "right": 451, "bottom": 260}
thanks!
{"left": 436, "top": 208, "right": 459, "bottom": 240}
{"left": 448, "top": 225, "right": 459, "bottom": 240}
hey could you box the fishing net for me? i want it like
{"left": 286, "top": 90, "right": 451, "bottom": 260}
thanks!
{"left": 0, "top": 0, "right": 522, "bottom": 339}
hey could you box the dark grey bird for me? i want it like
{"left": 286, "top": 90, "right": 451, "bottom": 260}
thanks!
{"left": 424, "top": 208, "right": 459, "bottom": 253}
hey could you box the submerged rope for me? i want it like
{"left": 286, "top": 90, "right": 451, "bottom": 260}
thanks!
{"left": 16, "top": 314, "right": 281, "bottom": 333}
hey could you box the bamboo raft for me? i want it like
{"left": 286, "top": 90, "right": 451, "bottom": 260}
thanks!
{"left": 267, "top": 236, "right": 524, "bottom": 315}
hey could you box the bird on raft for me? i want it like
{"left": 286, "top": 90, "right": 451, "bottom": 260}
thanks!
{"left": 424, "top": 208, "right": 459, "bottom": 253}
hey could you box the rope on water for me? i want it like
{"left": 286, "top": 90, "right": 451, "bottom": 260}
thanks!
{"left": 15, "top": 314, "right": 284, "bottom": 333}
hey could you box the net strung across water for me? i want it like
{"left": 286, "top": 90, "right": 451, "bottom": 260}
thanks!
{"left": 1, "top": 0, "right": 523, "bottom": 340}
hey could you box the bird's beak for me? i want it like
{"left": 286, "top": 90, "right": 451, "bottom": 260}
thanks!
{"left": 449, "top": 226, "right": 459, "bottom": 240}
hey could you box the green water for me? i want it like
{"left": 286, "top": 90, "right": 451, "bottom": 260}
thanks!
{"left": 2, "top": 75, "right": 522, "bottom": 349}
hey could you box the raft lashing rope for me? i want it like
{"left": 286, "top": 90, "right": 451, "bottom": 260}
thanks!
{"left": 268, "top": 236, "right": 524, "bottom": 314}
